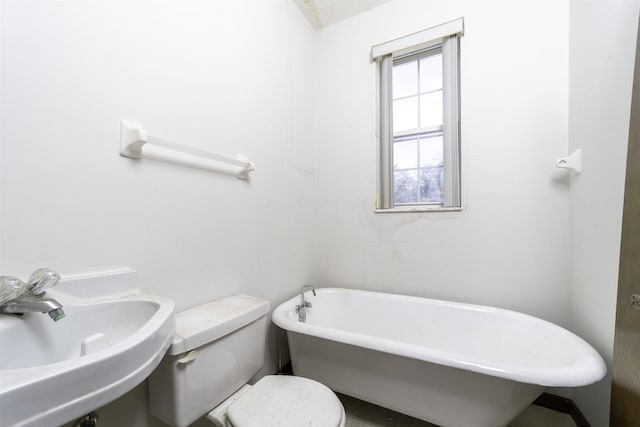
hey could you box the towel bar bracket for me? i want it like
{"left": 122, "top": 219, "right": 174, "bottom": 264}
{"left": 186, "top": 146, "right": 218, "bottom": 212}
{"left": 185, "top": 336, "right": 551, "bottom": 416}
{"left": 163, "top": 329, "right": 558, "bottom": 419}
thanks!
{"left": 119, "top": 120, "right": 147, "bottom": 159}
{"left": 556, "top": 149, "right": 582, "bottom": 174}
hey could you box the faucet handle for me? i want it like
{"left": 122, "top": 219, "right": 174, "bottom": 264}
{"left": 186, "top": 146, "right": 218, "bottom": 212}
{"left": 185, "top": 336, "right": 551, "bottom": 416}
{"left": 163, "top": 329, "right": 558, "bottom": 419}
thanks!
{"left": 0, "top": 276, "right": 26, "bottom": 304}
{"left": 25, "top": 268, "right": 60, "bottom": 296}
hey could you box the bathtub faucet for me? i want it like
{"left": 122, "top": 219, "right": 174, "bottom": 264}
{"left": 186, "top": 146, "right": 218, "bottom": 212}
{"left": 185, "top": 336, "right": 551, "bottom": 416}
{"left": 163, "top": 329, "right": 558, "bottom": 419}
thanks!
{"left": 295, "top": 285, "right": 316, "bottom": 322}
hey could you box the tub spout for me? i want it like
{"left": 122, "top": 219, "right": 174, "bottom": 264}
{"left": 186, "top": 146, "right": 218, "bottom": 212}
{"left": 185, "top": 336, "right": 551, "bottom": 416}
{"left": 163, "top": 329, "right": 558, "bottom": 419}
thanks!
{"left": 296, "top": 285, "right": 316, "bottom": 322}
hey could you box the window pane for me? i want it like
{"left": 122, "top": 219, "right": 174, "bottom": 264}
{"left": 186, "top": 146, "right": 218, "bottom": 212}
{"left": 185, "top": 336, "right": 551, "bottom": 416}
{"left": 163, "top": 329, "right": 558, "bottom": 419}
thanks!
{"left": 419, "top": 54, "right": 443, "bottom": 92}
{"left": 393, "top": 97, "right": 418, "bottom": 132}
{"left": 419, "top": 91, "right": 443, "bottom": 128}
{"left": 394, "top": 170, "right": 419, "bottom": 204}
{"left": 393, "top": 60, "right": 418, "bottom": 99}
{"left": 420, "top": 167, "right": 444, "bottom": 203}
{"left": 419, "top": 136, "right": 443, "bottom": 167}
{"left": 393, "top": 138, "right": 418, "bottom": 169}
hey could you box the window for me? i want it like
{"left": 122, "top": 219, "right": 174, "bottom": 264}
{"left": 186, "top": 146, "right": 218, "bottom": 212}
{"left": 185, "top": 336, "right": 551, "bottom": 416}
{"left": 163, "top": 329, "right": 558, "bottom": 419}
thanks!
{"left": 373, "top": 19, "right": 463, "bottom": 211}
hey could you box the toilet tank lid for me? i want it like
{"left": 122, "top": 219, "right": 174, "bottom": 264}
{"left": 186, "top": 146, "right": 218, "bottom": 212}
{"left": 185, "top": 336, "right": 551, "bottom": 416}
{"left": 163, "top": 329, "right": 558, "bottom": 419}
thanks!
{"left": 169, "top": 295, "right": 270, "bottom": 355}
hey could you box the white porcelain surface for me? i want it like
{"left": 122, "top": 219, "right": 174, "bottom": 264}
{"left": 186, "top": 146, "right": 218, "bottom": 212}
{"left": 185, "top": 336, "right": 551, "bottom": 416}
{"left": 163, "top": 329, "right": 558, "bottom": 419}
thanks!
{"left": 272, "top": 288, "right": 606, "bottom": 427}
{"left": 0, "top": 269, "right": 175, "bottom": 427}
{"left": 227, "top": 375, "right": 344, "bottom": 427}
{"left": 169, "top": 295, "right": 269, "bottom": 355}
{"left": 148, "top": 295, "right": 268, "bottom": 427}
{"left": 273, "top": 288, "right": 606, "bottom": 387}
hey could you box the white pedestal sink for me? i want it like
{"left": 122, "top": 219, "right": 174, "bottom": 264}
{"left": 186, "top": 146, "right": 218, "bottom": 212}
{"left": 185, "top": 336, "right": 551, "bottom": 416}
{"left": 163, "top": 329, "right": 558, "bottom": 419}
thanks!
{"left": 0, "top": 268, "right": 175, "bottom": 427}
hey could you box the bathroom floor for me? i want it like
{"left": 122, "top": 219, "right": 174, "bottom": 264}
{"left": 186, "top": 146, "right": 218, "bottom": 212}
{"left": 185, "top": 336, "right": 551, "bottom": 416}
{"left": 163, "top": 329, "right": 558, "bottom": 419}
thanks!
{"left": 338, "top": 394, "right": 576, "bottom": 427}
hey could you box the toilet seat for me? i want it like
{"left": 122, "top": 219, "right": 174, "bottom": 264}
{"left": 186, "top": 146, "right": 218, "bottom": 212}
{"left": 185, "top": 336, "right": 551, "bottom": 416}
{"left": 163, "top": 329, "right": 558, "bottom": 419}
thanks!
{"left": 226, "top": 375, "right": 345, "bottom": 427}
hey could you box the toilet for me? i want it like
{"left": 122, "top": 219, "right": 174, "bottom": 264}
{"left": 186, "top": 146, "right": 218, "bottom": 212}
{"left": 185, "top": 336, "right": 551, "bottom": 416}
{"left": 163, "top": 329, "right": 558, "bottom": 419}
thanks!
{"left": 148, "top": 295, "right": 346, "bottom": 427}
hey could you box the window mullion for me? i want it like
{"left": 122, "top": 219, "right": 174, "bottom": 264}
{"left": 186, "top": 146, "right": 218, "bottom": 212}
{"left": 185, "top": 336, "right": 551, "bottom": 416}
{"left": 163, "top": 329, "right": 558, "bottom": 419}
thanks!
{"left": 394, "top": 126, "right": 443, "bottom": 139}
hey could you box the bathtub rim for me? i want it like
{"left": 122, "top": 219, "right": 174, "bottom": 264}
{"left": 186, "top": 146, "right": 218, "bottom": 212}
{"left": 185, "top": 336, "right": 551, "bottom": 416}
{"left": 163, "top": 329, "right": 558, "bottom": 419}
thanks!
{"left": 272, "top": 287, "right": 606, "bottom": 388}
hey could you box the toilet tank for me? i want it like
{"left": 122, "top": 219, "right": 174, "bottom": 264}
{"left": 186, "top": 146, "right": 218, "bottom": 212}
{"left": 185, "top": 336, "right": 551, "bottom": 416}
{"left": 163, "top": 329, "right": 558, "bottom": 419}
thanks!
{"left": 148, "top": 295, "right": 270, "bottom": 427}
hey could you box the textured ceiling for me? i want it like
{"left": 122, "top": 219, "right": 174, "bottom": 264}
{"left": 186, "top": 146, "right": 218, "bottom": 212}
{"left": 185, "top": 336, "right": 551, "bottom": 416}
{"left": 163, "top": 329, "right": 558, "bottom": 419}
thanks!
{"left": 293, "top": 0, "right": 389, "bottom": 29}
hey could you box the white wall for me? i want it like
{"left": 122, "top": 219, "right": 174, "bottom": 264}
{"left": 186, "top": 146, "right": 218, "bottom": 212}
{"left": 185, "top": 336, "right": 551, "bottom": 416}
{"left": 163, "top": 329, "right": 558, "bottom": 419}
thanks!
{"left": 0, "top": 0, "right": 315, "bottom": 425}
{"left": 569, "top": 1, "right": 640, "bottom": 425}
{"left": 311, "top": 0, "right": 572, "bottom": 325}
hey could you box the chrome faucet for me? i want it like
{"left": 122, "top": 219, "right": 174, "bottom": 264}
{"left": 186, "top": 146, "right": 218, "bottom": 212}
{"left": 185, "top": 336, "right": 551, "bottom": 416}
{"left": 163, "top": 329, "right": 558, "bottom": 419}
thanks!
{"left": 0, "top": 268, "right": 65, "bottom": 321}
{"left": 295, "top": 285, "right": 316, "bottom": 322}
{"left": 0, "top": 293, "right": 65, "bottom": 321}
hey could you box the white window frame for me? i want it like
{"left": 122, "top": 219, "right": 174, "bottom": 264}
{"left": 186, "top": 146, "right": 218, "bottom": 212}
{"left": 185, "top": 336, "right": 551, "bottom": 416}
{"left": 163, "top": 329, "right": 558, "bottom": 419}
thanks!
{"left": 374, "top": 18, "right": 463, "bottom": 212}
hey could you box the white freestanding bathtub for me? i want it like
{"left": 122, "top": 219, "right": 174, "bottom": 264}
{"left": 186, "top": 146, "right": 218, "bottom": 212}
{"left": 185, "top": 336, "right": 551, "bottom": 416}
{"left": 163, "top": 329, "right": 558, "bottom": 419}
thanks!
{"left": 272, "top": 288, "right": 605, "bottom": 427}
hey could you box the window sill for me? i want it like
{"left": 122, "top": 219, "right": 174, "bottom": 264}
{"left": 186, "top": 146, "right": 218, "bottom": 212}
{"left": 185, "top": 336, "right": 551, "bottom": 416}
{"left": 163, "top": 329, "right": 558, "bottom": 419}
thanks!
{"left": 375, "top": 206, "right": 462, "bottom": 213}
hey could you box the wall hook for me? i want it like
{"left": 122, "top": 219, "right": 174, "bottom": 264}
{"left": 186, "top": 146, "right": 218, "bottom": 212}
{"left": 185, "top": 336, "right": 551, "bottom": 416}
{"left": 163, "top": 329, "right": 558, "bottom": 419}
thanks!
{"left": 556, "top": 149, "right": 582, "bottom": 174}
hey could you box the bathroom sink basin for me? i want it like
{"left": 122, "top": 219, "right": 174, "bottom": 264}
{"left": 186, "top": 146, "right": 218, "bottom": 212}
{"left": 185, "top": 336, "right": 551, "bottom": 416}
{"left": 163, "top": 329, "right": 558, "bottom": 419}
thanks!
{"left": 0, "top": 269, "right": 175, "bottom": 427}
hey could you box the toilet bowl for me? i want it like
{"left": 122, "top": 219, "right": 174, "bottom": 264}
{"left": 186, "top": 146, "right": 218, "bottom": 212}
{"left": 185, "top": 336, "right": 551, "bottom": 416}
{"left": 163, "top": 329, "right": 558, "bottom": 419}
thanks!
{"left": 148, "top": 295, "right": 345, "bottom": 427}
